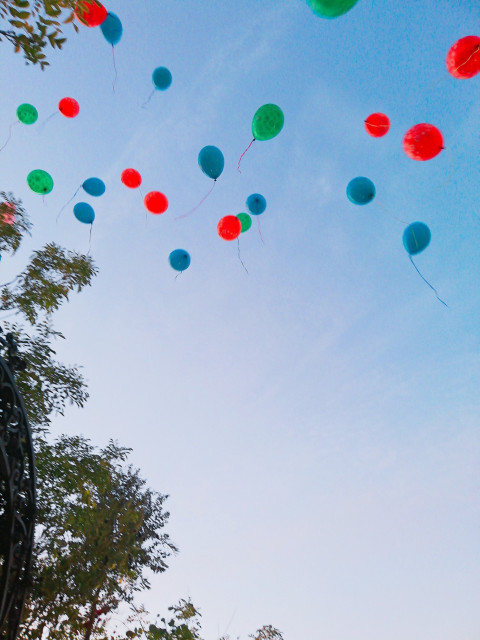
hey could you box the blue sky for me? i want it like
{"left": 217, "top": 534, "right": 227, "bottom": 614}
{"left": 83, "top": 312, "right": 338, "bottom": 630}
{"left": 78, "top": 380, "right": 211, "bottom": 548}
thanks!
{"left": 1, "top": 1, "right": 480, "bottom": 638}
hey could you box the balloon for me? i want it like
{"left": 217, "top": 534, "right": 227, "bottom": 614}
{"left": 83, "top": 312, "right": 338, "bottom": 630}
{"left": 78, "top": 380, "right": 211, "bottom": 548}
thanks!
{"left": 82, "top": 177, "right": 105, "bottom": 197}
{"left": 403, "top": 222, "right": 431, "bottom": 255}
{"left": 75, "top": 0, "right": 107, "bottom": 27}
{"left": 121, "top": 168, "right": 142, "bottom": 188}
{"left": 74, "top": 202, "right": 95, "bottom": 224}
{"left": 152, "top": 67, "right": 172, "bottom": 90}
{"left": 17, "top": 103, "right": 38, "bottom": 125}
{"left": 1, "top": 203, "right": 15, "bottom": 225}
{"left": 365, "top": 112, "right": 390, "bottom": 137}
{"left": 27, "top": 170, "right": 53, "bottom": 194}
{"left": 446, "top": 35, "right": 480, "bottom": 79}
{"left": 307, "top": 0, "right": 359, "bottom": 18}
{"left": 237, "top": 213, "right": 252, "bottom": 233}
{"left": 246, "top": 193, "right": 267, "bottom": 215}
{"left": 403, "top": 124, "right": 444, "bottom": 161}
{"left": 198, "top": 146, "right": 224, "bottom": 180}
{"left": 59, "top": 97, "right": 80, "bottom": 118}
{"left": 144, "top": 191, "right": 168, "bottom": 214}
{"left": 217, "top": 215, "right": 241, "bottom": 241}
{"left": 169, "top": 249, "right": 191, "bottom": 272}
{"left": 346, "top": 177, "right": 376, "bottom": 205}
{"left": 101, "top": 12, "right": 123, "bottom": 45}
{"left": 252, "top": 104, "right": 284, "bottom": 141}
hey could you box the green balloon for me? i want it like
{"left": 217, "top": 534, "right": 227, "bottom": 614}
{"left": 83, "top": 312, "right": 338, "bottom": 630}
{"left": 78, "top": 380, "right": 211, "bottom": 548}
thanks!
{"left": 307, "top": 0, "right": 359, "bottom": 18}
{"left": 237, "top": 212, "right": 252, "bottom": 233}
{"left": 17, "top": 103, "right": 38, "bottom": 125}
{"left": 252, "top": 104, "right": 284, "bottom": 141}
{"left": 27, "top": 170, "right": 54, "bottom": 195}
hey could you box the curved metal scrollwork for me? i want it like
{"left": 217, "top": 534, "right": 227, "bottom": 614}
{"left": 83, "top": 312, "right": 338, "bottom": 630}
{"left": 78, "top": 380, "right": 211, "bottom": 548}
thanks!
{"left": 0, "top": 331, "right": 36, "bottom": 640}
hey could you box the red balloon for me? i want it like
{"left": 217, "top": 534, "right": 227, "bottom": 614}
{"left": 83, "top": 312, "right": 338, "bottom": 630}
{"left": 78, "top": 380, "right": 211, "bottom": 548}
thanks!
{"left": 217, "top": 215, "right": 241, "bottom": 241}
{"left": 121, "top": 168, "right": 142, "bottom": 189}
{"left": 144, "top": 191, "right": 168, "bottom": 214}
{"left": 1, "top": 202, "right": 15, "bottom": 225}
{"left": 446, "top": 35, "right": 480, "bottom": 79}
{"left": 75, "top": 1, "right": 107, "bottom": 27}
{"left": 58, "top": 97, "right": 80, "bottom": 118}
{"left": 364, "top": 112, "right": 390, "bottom": 137}
{"left": 403, "top": 124, "right": 444, "bottom": 161}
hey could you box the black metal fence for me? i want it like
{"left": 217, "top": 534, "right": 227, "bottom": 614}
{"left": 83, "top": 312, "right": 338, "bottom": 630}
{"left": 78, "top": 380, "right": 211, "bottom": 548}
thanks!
{"left": 0, "top": 332, "right": 36, "bottom": 640}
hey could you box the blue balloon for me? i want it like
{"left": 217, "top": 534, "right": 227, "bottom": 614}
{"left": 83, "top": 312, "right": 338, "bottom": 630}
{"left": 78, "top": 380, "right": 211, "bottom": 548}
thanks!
{"left": 152, "top": 67, "right": 172, "bottom": 91}
{"left": 169, "top": 249, "right": 191, "bottom": 272}
{"left": 198, "top": 146, "right": 224, "bottom": 180}
{"left": 246, "top": 193, "right": 267, "bottom": 215}
{"left": 82, "top": 178, "right": 105, "bottom": 197}
{"left": 74, "top": 202, "right": 95, "bottom": 225}
{"left": 346, "top": 177, "right": 376, "bottom": 205}
{"left": 100, "top": 12, "right": 123, "bottom": 46}
{"left": 403, "top": 222, "right": 431, "bottom": 255}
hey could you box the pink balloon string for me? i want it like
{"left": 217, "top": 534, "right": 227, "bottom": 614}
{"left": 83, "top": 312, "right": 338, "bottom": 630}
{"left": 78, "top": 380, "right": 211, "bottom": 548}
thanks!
{"left": 175, "top": 180, "right": 216, "bottom": 220}
{"left": 409, "top": 256, "right": 448, "bottom": 307}
{"left": 256, "top": 216, "right": 265, "bottom": 244}
{"left": 112, "top": 45, "right": 118, "bottom": 93}
{"left": 0, "top": 121, "right": 19, "bottom": 152}
{"left": 237, "top": 138, "right": 255, "bottom": 173}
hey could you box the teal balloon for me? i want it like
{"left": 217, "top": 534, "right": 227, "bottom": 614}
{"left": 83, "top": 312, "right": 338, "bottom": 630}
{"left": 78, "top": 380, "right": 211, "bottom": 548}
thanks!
{"left": 169, "top": 249, "right": 190, "bottom": 272}
{"left": 403, "top": 222, "right": 431, "bottom": 255}
{"left": 82, "top": 178, "right": 105, "bottom": 197}
{"left": 246, "top": 193, "right": 266, "bottom": 215}
{"left": 198, "top": 146, "right": 224, "bottom": 180}
{"left": 74, "top": 202, "right": 95, "bottom": 224}
{"left": 152, "top": 67, "right": 172, "bottom": 90}
{"left": 346, "top": 177, "right": 375, "bottom": 205}
{"left": 101, "top": 12, "right": 123, "bottom": 45}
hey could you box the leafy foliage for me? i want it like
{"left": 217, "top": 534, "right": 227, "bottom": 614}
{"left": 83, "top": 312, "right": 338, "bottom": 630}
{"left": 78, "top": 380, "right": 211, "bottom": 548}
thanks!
{"left": 0, "top": 225, "right": 97, "bottom": 431}
{"left": 0, "top": 0, "right": 88, "bottom": 69}
{"left": 4, "top": 321, "right": 89, "bottom": 430}
{"left": 18, "top": 436, "right": 178, "bottom": 640}
{"left": 0, "top": 193, "right": 32, "bottom": 254}
{"left": 0, "top": 241, "right": 97, "bottom": 323}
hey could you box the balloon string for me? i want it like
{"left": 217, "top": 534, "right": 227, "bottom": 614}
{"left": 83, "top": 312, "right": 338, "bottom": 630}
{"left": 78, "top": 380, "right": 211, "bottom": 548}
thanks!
{"left": 409, "top": 255, "right": 448, "bottom": 307}
{"left": 237, "top": 238, "right": 249, "bottom": 274}
{"left": 38, "top": 111, "right": 57, "bottom": 132}
{"left": 142, "top": 90, "right": 155, "bottom": 109}
{"left": 376, "top": 200, "right": 409, "bottom": 225}
{"left": 138, "top": 187, "right": 147, "bottom": 225}
{"left": 175, "top": 180, "right": 216, "bottom": 220}
{"left": 237, "top": 138, "right": 255, "bottom": 173}
{"left": 111, "top": 45, "right": 118, "bottom": 93}
{"left": 56, "top": 186, "right": 81, "bottom": 223}
{"left": 87, "top": 223, "right": 93, "bottom": 255}
{"left": 175, "top": 271, "right": 183, "bottom": 281}
{"left": 0, "top": 121, "right": 18, "bottom": 152}
{"left": 257, "top": 216, "right": 265, "bottom": 244}
{"left": 454, "top": 44, "right": 480, "bottom": 74}
{"left": 365, "top": 121, "right": 388, "bottom": 131}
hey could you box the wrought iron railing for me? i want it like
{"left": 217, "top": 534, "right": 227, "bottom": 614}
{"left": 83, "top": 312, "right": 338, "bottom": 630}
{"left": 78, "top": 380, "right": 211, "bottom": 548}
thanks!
{"left": 0, "top": 330, "right": 36, "bottom": 640}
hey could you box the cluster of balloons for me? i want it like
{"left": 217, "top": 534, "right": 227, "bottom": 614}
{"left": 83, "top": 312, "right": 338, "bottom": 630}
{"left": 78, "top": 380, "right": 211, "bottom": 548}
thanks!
{"left": 341, "top": 30, "right": 480, "bottom": 303}
{"left": 75, "top": 0, "right": 123, "bottom": 46}
{"left": 120, "top": 168, "right": 168, "bottom": 214}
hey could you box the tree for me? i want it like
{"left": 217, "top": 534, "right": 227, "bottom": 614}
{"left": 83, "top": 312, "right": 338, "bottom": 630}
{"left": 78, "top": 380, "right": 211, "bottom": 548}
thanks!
{"left": 0, "top": 0, "right": 90, "bottom": 69}
{"left": 0, "top": 194, "right": 97, "bottom": 434}
{"left": 103, "top": 598, "right": 285, "bottom": 640}
{"left": 18, "top": 436, "right": 177, "bottom": 640}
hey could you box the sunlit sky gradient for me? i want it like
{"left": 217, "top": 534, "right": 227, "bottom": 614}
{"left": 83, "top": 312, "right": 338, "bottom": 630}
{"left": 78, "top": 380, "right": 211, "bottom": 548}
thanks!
{"left": 1, "top": 1, "right": 480, "bottom": 638}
